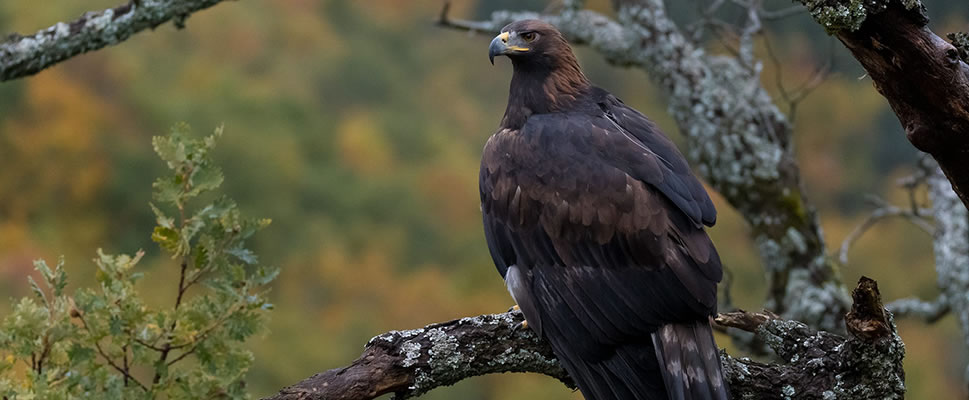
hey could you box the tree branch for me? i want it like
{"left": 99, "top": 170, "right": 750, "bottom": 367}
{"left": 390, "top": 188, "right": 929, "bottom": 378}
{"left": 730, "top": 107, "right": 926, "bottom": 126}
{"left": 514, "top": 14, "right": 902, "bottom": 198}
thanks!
{"left": 923, "top": 157, "right": 969, "bottom": 381}
{"left": 72, "top": 307, "right": 149, "bottom": 392}
{"left": 264, "top": 277, "right": 903, "bottom": 400}
{"left": 0, "top": 0, "right": 230, "bottom": 82}
{"left": 265, "top": 312, "right": 570, "bottom": 400}
{"left": 838, "top": 194, "right": 934, "bottom": 265}
{"left": 887, "top": 295, "right": 949, "bottom": 323}
{"left": 796, "top": 0, "right": 969, "bottom": 210}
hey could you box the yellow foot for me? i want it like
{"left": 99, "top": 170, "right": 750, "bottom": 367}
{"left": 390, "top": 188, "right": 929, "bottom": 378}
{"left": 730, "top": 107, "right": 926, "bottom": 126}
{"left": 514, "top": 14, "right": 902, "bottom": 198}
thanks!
{"left": 509, "top": 304, "right": 529, "bottom": 330}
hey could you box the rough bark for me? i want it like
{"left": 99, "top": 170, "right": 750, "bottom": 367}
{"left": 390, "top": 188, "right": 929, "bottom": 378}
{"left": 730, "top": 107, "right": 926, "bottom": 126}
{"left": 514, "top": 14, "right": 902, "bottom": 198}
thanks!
{"left": 264, "top": 277, "right": 904, "bottom": 400}
{"left": 0, "top": 0, "right": 229, "bottom": 82}
{"left": 797, "top": 0, "right": 969, "bottom": 210}
{"left": 439, "top": 0, "right": 849, "bottom": 343}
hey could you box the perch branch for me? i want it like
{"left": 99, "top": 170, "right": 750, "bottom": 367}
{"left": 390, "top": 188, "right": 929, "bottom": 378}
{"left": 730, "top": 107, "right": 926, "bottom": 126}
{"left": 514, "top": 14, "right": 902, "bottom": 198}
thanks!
{"left": 264, "top": 277, "right": 903, "bottom": 400}
{"left": 0, "top": 0, "right": 231, "bottom": 81}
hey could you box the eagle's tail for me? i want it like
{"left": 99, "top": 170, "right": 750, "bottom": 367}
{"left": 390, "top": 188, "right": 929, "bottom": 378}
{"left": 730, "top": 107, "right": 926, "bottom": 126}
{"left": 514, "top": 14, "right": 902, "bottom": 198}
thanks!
{"left": 555, "top": 339, "right": 668, "bottom": 400}
{"left": 652, "top": 321, "right": 730, "bottom": 400}
{"left": 544, "top": 321, "right": 729, "bottom": 400}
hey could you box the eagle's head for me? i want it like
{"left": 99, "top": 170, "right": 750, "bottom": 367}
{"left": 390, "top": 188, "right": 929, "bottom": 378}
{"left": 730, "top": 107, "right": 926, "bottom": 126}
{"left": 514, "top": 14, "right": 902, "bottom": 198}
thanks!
{"left": 488, "top": 19, "right": 573, "bottom": 67}
{"left": 489, "top": 19, "right": 589, "bottom": 128}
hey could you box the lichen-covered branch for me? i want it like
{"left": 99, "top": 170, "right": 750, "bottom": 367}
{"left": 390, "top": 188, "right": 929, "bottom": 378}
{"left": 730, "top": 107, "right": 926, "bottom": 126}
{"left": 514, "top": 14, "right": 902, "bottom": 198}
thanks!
{"left": 887, "top": 295, "right": 949, "bottom": 323}
{"left": 263, "top": 312, "right": 570, "bottom": 400}
{"left": 838, "top": 194, "right": 934, "bottom": 265}
{"left": 0, "top": 0, "right": 229, "bottom": 82}
{"left": 797, "top": 0, "right": 969, "bottom": 210}
{"left": 439, "top": 0, "right": 850, "bottom": 339}
{"left": 923, "top": 157, "right": 969, "bottom": 382}
{"left": 264, "top": 277, "right": 904, "bottom": 400}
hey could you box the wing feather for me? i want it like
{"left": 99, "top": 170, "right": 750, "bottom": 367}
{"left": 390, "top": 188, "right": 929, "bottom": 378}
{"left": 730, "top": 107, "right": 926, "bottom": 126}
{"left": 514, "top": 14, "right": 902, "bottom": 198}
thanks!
{"left": 595, "top": 95, "right": 717, "bottom": 227}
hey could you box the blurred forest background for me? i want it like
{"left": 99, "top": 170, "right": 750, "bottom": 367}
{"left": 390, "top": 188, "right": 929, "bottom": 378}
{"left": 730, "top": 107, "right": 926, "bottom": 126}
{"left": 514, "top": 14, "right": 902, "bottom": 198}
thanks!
{"left": 0, "top": 0, "right": 967, "bottom": 398}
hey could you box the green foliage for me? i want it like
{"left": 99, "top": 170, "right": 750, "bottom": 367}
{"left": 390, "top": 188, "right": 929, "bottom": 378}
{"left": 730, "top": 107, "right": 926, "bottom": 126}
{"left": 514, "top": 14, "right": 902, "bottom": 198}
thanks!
{"left": 0, "top": 124, "right": 277, "bottom": 399}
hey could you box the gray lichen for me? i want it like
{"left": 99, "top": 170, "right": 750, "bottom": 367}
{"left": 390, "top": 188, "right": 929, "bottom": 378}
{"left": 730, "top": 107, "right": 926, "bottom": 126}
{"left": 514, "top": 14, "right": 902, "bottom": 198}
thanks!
{"left": 924, "top": 158, "right": 969, "bottom": 384}
{"left": 398, "top": 311, "right": 570, "bottom": 398}
{"left": 272, "top": 312, "right": 904, "bottom": 400}
{"left": 400, "top": 341, "right": 422, "bottom": 368}
{"left": 0, "top": 0, "right": 227, "bottom": 81}
{"left": 798, "top": 0, "right": 924, "bottom": 33}
{"left": 801, "top": 0, "right": 873, "bottom": 32}
{"left": 782, "top": 384, "right": 795, "bottom": 398}
{"left": 948, "top": 32, "right": 969, "bottom": 63}
{"left": 829, "top": 316, "right": 906, "bottom": 398}
{"left": 425, "top": 328, "right": 464, "bottom": 371}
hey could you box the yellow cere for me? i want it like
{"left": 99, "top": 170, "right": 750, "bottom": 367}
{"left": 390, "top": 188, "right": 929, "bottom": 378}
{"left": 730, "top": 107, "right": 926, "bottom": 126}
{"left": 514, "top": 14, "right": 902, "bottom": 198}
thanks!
{"left": 497, "top": 32, "right": 528, "bottom": 51}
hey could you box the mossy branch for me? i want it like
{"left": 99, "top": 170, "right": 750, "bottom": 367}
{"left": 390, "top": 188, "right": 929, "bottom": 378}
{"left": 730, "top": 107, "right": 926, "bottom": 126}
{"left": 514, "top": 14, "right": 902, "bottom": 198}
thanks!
{"left": 265, "top": 277, "right": 904, "bottom": 400}
{"left": 0, "top": 0, "right": 231, "bottom": 81}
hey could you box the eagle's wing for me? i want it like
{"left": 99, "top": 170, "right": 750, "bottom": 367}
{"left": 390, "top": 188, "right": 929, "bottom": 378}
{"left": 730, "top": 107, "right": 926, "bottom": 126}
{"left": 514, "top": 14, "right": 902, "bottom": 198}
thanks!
{"left": 480, "top": 112, "right": 723, "bottom": 400}
{"left": 597, "top": 94, "right": 717, "bottom": 227}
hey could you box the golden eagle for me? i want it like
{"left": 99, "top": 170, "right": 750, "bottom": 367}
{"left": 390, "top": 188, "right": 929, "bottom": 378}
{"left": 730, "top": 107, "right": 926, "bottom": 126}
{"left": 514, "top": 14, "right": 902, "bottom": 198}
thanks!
{"left": 481, "top": 19, "right": 730, "bottom": 400}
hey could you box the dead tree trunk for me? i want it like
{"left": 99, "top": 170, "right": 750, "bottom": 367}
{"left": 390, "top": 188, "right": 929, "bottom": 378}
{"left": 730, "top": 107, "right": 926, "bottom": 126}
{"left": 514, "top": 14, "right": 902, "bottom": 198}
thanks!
{"left": 797, "top": 0, "right": 969, "bottom": 210}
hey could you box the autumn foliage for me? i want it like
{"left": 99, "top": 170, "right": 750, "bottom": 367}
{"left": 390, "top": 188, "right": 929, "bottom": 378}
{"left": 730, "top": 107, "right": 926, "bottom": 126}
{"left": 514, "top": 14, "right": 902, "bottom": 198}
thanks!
{"left": 0, "top": 125, "right": 277, "bottom": 399}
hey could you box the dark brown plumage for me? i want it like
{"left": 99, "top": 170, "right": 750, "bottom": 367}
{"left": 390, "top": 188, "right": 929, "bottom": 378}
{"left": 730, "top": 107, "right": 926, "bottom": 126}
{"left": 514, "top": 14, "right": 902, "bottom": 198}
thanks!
{"left": 481, "top": 20, "right": 729, "bottom": 400}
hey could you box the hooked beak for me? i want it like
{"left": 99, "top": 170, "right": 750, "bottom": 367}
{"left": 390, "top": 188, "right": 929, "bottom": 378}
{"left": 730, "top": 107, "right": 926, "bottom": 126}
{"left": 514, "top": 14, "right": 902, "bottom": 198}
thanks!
{"left": 489, "top": 32, "right": 529, "bottom": 65}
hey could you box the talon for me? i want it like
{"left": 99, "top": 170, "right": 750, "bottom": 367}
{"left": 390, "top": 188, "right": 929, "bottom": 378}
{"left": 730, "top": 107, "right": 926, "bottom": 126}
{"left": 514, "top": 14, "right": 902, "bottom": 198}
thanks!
{"left": 511, "top": 304, "right": 520, "bottom": 311}
{"left": 512, "top": 318, "right": 530, "bottom": 332}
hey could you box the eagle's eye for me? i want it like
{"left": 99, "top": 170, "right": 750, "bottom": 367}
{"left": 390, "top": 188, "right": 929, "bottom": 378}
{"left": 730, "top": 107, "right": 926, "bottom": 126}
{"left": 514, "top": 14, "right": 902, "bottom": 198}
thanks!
{"left": 521, "top": 32, "right": 538, "bottom": 43}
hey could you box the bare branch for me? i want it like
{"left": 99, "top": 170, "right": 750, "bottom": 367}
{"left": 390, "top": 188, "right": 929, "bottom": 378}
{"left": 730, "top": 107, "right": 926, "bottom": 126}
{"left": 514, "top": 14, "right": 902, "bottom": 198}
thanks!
{"left": 437, "top": 2, "right": 513, "bottom": 34}
{"left": 759, "top": 5, "right": 806, "bottom": 20}
{"left": 264, "top": 277, "right": 904, "bottom": 400}
{"left": 762, "top": 32, "right": 833, "bottom": 121}
{"left": 0, "top": 0, "right": 231, "bottom": 82}
{"left": 714, "top": 309, "right": 779, "bottom": 331}
{"left": 736, "top": 0, "right": 763, "bottom": 69}
{"left": 887, "top": 295, "right": 949, "bottom": 323}
{"left": 839, "top": 195, "right": 935, "bottom": 265}
{"left": 684, "top": 0, "right": 728, "bottom": 45}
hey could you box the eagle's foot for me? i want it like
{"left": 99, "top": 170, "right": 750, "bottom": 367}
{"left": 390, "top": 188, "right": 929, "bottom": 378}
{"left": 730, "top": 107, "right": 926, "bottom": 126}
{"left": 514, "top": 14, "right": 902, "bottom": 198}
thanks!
{"left": 508, "top": 304, "right": 529, "bottom": 331}
{"left": 511, "top": 318, "right": 529, "bottom": 332}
